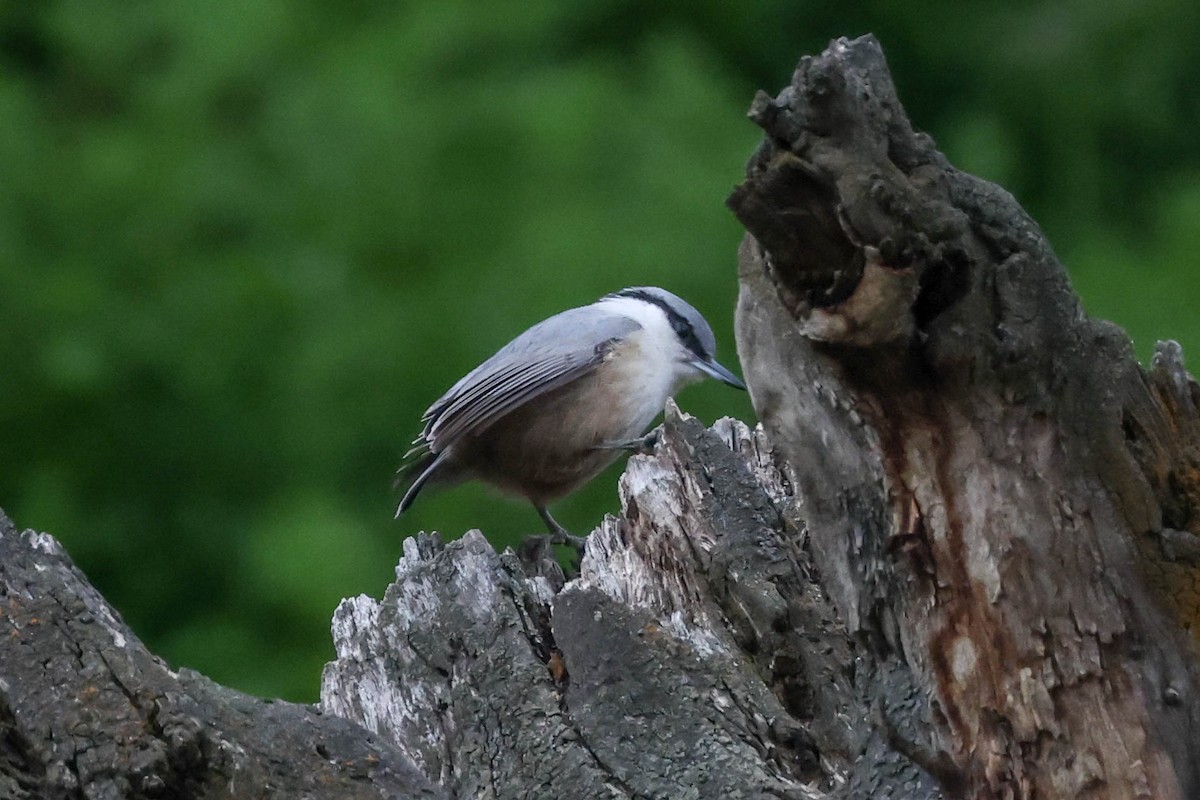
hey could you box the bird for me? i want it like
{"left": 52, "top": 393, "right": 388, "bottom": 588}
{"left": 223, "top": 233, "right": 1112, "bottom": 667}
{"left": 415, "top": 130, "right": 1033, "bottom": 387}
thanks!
{"left": 395, "top": 286, "right": 745, "bottom": 546}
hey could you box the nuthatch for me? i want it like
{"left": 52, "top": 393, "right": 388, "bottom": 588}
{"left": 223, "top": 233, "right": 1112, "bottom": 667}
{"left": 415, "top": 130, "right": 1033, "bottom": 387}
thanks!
{"left": 395, "top": 287, "right": 745, "bottom": 544}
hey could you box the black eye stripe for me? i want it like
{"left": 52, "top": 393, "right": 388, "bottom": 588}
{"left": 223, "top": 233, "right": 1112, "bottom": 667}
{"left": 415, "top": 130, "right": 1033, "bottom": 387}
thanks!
{"left": 613, "top": 289, "right": 707, "bottom": 359}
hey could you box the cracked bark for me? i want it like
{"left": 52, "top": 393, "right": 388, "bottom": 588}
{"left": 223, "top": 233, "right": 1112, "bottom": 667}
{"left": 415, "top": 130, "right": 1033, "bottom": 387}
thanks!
{"left": 0, "top": 517, "right": 439, "bottom": 800}
{"left": 4, "top": 34, "right": 1200, "bottom": 800}
{"left": 727, "top": 35, "right": 1200, "bottom": 799}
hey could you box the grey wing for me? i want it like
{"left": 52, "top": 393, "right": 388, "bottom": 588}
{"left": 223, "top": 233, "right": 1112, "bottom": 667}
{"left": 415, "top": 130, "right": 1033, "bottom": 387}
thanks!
{"left": 417, "top": 307, "right": 641, "bottom": 453}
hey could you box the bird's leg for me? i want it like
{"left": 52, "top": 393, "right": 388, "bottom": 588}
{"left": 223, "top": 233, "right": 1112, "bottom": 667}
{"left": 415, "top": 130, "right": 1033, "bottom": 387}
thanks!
{"left": 536, "top": 505, "right": 587, "bottom": 552}
{"left": 596, "top": 424, "right": 662, "bottom": 455}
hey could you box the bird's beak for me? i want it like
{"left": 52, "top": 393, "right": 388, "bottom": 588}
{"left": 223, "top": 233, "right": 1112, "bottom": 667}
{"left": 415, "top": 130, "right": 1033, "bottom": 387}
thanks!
{"left": 692, "top": 358, "right": 746, "bottom": 390}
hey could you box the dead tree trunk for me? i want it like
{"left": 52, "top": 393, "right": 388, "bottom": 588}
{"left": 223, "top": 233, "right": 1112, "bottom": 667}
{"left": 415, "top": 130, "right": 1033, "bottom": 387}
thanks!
{"left": 726, "top": 34, "right": 1200, "bottom": 799}
{"left": 3, "top": 34, "right": 1200, "bottom": 800}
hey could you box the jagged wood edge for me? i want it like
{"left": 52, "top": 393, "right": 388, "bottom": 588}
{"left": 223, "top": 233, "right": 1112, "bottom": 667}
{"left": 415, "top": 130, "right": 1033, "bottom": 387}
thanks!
{"left": 321, "top": 405, "right": 923, "bottom": 799}
{"left": 0, "top": 513, "right": 440, "bottom": 800}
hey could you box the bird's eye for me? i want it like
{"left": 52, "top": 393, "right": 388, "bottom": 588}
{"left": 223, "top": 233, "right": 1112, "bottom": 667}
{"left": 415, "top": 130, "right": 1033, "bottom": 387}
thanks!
{"left": 670, "top": 318, "right": 706, "bottom": 358}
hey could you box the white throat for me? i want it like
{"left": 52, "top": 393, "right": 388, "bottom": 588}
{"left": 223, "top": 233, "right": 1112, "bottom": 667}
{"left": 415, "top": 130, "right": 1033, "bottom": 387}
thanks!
{"left": 595, "top": 295, "right": 699, "bottom": 387}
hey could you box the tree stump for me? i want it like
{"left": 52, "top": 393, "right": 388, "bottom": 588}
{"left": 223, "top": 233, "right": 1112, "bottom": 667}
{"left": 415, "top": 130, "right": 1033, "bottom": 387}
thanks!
{"left": 3, "top": 34, "right": 1200, "bottom": 800}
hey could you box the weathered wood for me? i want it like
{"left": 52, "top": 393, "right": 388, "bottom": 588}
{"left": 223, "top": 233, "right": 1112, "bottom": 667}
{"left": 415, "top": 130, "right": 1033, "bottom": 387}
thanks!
{"left": 0, "top": 512, "right": 441, "bottom": 800}
{"left": 321, "top": 406, "right": 868, "bottom": 799}
{"left": 729, "top": 34, "right": 1200, "bottom": 799}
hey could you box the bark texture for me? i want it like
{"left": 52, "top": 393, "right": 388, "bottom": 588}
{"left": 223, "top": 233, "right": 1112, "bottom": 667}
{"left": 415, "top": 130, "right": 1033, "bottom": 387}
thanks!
{"left": 0, "top": 512, "right": 439, "bottom": 800}
{"left": 727, "top": 34, "right": 1200, "bottom": 800}
{"left": 321, "top": 409, "right": 873, "bottom": 799}
{"left": 4, "top": 34, "right": 1200, "bottom": 800}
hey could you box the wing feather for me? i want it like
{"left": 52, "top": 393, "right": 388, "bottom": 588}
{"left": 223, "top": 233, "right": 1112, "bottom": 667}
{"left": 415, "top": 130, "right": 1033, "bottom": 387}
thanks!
{"left": 414, "top": 307, "right": 640, "bottom": 454}
{"left": 427, "top": 354, "right": 593, "bottom": 447}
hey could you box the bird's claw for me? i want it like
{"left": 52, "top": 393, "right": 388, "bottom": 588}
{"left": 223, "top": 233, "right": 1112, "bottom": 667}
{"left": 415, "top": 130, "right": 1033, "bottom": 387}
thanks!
{"left": 599, "top": 426, "right": 662, "bottom": 455}
{"left": 548, "top": 530, "right": 588, "bottom": 551}
{"left": 535, "top": 506, "right": 588, "bottom": 556}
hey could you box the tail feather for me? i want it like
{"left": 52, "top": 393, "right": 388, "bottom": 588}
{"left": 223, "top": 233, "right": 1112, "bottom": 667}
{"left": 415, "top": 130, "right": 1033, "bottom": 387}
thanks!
{"left": 394, "top": 448, "right": 443, "bottom": 518}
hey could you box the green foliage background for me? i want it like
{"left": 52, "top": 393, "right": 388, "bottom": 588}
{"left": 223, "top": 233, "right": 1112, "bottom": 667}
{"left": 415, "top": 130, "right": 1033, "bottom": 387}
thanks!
{"left": 2, "top": 3, "right": 1199, "bottom": 701}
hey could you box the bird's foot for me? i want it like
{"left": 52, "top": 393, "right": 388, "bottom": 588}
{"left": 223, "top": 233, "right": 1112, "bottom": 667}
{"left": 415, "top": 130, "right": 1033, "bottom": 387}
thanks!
{"left": 598, "top": 426, "right": 661, "bottom": 455}
{"left": 535, "top": 506, "right": 588, "bottom": 556}
{"left": 548, "top": 529, "right": 588, "bottom": 551}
